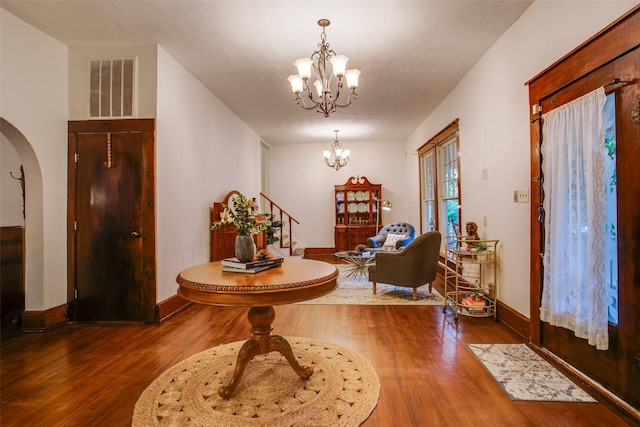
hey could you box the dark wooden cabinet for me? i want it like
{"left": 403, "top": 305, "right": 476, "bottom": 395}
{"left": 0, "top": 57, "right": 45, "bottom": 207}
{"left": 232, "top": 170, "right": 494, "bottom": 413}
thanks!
{"left": 334, "top": 176, "right": 382, "bottom": 251}
{"left": 1, "top": 226, "right": 24, "bottom": 318}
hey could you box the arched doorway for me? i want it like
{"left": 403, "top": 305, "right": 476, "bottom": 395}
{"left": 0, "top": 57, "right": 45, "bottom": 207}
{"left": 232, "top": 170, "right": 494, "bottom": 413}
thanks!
{"left": 0, "top": 118, "right": 45, "bottom": 330}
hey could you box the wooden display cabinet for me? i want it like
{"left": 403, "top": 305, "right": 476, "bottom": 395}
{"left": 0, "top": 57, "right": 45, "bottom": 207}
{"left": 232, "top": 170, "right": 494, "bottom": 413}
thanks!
{"left": 334, "top": 176, "right": 382, "bottom": 251}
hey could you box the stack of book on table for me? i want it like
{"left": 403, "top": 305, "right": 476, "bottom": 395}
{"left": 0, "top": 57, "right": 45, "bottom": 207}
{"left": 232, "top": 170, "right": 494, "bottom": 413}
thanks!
{"left": 221, "top": 256, "right": 284, "bottom": 274}
{"left": 462, "top": 295, "right": 486, "bottom": 313}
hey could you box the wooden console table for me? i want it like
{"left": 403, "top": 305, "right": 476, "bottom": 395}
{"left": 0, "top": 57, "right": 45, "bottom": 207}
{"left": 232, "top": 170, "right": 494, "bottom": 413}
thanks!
{"left": 176, "top": 258, "right": 338, "bottom": 398}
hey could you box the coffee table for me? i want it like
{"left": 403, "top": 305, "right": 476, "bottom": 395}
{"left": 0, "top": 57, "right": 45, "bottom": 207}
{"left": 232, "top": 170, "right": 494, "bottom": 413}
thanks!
{"left": 176, "top": 258, "right": 338, "bottom": 398}
{"left": 334, "top": 250, "right": 376, "bottom": 278}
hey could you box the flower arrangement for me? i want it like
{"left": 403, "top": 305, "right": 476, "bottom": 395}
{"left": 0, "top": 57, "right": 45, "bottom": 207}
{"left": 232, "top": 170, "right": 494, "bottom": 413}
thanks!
{"left": 210, "top": 193, "right": 271, "bottom": 236}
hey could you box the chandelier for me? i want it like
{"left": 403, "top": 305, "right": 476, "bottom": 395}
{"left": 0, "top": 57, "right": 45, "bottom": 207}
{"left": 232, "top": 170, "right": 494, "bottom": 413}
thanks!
{"left": 287, "top": 19, "right": 361, "bottom": 118}
{"left": 323, "top": 130, "right": 350, "bottom": 171}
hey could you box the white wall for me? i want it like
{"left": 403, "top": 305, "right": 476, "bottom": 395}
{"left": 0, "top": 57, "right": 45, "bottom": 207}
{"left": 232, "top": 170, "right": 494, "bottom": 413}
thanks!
{"left": 155, "top": 46, "right": 262, "bottom": 302}
{"left": 0, "top": 11, "right": 264, "bottom": 310}
{"left": 2, "top": 1, "right": 635, "bottom": 316}
{"left": 1, "top": 135, "right": 24, "bottom": 226}
{"left": 269, "top": 139, "right": 407, "bottom": 248}
{"left": 69, "top": 45, "right": 157, "bottom": 120}
{"left": 0, "top": 9, "right": 69, "bottom": 310}
{"left": 404, "top": 0, "right": 637, "bottom": 317}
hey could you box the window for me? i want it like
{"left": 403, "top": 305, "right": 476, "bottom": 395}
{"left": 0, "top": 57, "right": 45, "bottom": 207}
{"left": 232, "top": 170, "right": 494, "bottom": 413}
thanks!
{"left": 603, "top": 92, "right": 617, "bottom": 324}
{"left": 418, "top": 120, "right": 460, "bottom": 248}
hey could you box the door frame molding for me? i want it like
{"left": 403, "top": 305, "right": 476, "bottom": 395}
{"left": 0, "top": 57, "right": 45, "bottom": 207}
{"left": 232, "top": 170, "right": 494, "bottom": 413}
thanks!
{"left": 67, "top": 119, "right": 156, "bottom": 323}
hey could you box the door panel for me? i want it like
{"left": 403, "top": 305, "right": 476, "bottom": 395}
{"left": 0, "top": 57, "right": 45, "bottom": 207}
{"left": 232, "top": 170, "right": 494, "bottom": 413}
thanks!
{"left": 538, "top": 48, "right": 640, "bottom": 408}
{"left": 75, "top": 132, "right": 144, "bottom": 321}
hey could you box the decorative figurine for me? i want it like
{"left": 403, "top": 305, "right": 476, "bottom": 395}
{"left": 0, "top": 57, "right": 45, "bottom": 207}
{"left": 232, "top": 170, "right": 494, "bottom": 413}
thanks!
{"left": 465, "top": 221, "right": 480, "bottom": 241}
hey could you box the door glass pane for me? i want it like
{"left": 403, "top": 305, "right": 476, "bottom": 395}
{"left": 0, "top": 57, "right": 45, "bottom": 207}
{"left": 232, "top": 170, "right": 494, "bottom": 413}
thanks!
{"left": 604, "top": 92, "right": 618, "bottom": 324}
{"left": 440, "top": 137, "right": 459, "bottom": 244}
{"left": 423, "top": 201, "right": 435, "bottom": 231}
{"left": 442, "top": 140, "right": 458, "bottom": 198}
{"left": 422, "top": 152, "right": 435, "bottom": 231}
{"left": 441, "top": 199, "right": 460, "bottom": 244}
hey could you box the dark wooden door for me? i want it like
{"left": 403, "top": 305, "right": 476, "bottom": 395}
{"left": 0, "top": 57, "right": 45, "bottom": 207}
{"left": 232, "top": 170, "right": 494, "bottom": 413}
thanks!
{"left": 68, "top": 119, "right": 156, "bottom": 323}
{"left": 535, "top": 47, "right": 640, "bottom": 408}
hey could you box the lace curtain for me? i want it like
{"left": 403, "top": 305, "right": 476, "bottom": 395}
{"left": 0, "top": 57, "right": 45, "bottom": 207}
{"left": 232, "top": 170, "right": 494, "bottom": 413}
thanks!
{"left": 540, "top": 87, "right": 609, "bottom": 350}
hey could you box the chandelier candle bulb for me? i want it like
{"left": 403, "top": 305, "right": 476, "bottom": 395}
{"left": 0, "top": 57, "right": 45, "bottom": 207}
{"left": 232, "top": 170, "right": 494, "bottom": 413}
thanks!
{"left": 329, "top": 54, "right": 348, "bottom": 77}
{"left": 294, "top": 58, "right": 313, "bottom": 80}
{"left": 287, "top": 75, "right": 303, "bottom": 94}
{"left": 346, "top": 69, "right": 361, "bottom": 90}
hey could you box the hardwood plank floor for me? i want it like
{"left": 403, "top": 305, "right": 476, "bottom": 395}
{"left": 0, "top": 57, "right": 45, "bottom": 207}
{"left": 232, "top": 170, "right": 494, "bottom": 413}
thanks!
{"left": 1, "top": 301, "right": 634, "bottom": 426}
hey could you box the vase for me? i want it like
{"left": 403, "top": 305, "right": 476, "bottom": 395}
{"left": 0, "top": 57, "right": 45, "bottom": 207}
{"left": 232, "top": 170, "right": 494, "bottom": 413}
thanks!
{"left": 235, "top": 235, "right": 255, "bottom": 263}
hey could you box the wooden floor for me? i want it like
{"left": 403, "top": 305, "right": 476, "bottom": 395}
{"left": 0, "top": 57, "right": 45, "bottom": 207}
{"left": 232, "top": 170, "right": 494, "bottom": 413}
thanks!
{"left": 2, "top": 310, "right": 635, "bottom": 426}
{"left": 1, "top": 258, "right": 635, "bottom": 426}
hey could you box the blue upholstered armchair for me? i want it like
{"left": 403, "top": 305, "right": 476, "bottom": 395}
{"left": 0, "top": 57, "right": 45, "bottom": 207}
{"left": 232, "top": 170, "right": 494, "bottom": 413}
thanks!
{"left": 366, "top": 222, "right": 415, "bottom": 249}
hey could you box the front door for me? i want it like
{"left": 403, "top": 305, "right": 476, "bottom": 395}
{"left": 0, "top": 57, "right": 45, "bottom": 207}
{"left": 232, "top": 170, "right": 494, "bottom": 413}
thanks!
{"left": 536, "top": 47, "right": 640, "bottom": 408}
{"left": 68, "top": 119, "right": 156, "bottom": 322}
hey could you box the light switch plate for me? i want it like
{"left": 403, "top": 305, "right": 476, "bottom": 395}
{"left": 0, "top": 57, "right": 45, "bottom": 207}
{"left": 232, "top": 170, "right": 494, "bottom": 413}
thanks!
{"left": 517, "top": 190, "right": 529, "bottom": 203}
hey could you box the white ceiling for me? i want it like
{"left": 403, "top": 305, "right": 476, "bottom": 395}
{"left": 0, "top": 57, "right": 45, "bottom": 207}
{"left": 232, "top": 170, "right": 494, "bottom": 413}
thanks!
{"left": 2, "top": 1, "right": 532, "bottom": 145}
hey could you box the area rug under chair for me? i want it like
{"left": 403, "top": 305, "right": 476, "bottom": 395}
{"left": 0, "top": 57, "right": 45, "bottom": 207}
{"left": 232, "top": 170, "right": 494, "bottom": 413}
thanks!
{"left": 133, "top": 336, "right": 380, "bottom": 426}
{"left": 296, "top": 265, "right": 444, "bottom": 305}
{"left": 468, "top": 343, "right": 597, "bottom": 402}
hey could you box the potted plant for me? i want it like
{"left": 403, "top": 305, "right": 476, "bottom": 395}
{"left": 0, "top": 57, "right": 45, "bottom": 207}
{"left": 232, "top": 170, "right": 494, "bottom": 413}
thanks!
{"left": 263, "top": 213, "right": 285, "bottom": 245}
{"left": 210, "top": 193, "right": 271, "bottom": 262}
{"left": 470, "top": 241, "right": 488, "bottom": 252}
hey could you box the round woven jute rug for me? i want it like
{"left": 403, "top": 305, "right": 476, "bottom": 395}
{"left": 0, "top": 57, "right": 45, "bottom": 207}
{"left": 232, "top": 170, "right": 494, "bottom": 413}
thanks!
{"left": 132, "top": 336, "right": 380, "bottom": 426}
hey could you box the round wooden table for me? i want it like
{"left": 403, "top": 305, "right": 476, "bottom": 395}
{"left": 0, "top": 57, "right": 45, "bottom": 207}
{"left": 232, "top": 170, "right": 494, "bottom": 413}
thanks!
{"left": 176, "top": 258, "right": 338, "bottom": 398}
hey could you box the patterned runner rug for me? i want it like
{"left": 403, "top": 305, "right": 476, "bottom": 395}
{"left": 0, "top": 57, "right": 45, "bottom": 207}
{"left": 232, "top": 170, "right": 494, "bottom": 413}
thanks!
{"left": 468, "top": 343, "right": 597, "bottom": 402}
{"left": 297, "top": 265, "right": 444, "bottom": 305}
{"left": 133, "top": 337, "right": 380, "bottom": 426}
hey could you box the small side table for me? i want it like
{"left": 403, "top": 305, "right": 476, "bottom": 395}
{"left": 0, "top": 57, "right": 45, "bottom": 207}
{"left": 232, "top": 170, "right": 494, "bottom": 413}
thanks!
{"left": 334, "top": 251, "right": 376, "bottom": 279}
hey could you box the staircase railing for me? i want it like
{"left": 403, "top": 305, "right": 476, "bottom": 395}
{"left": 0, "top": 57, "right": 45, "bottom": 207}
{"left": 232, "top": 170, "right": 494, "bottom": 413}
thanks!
{"left": 260, "top": 192, "right": 300, "bottom": 256}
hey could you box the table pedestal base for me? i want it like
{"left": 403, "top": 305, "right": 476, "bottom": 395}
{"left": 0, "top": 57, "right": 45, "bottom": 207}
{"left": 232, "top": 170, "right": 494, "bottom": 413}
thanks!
{"left": 218, "top": 306, "right": 314, "bottom": 398}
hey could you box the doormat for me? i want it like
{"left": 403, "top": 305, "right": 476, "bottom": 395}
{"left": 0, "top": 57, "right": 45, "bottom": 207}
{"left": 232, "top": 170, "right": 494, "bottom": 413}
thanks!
{"left": 468, "top": 343, "right": 597, "bottom": 402}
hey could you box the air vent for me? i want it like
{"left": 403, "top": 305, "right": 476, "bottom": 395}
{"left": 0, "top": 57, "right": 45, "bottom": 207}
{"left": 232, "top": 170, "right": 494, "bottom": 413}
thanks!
{"left": 89, "top": 58, "right": 136, "bottom": 118}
